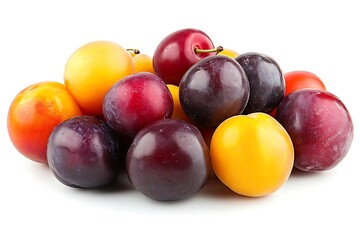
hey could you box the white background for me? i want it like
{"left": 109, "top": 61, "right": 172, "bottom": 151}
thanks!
{"left": 1, "top": 0, "right": 359, "bottom": 239}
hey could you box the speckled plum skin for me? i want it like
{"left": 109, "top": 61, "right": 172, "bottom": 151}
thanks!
{"left": 47, "top": 116, "right": 126, "bottom": 188}
{"left": 275, "top": 89, "right": 353, "bottom": 172}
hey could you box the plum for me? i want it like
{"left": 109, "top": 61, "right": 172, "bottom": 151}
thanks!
{"left": 179, "top": 55, "right": 250, "bottom": 128}
{"left": 103, "top": 72, "right": 173, "bottom": 139}
{"left": 126, "top": 119, "right": 211, "bottom": 201}
{"left": 275, "top": 89, "right": 353, "bottom": 171}
{"left": 235, "top": 52, "right": 285, "bottom": 114}
{"left": 47, "top": 116, "right": 127, "bottom": 188}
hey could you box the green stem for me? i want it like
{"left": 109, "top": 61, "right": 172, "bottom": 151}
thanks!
{"left": 194, "top": 46, "right": 223, "bottom": 54}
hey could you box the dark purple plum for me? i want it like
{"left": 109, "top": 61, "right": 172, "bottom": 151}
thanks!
{"left": 126, "top": 119, "right": 211, "bottom": 201}
{"left": 179, "top": 55, "right": 250, "bottom": 128}
{"left": 47, "top": 116, "right": 127, "bottom": 188}
{"left": 103, "top": 72, "right": 173, "bottom": 139}
{"left": 275, "top": 89, "right": 353, "bottom": 172}
{"left": 235, "top": 52, "right": 285, "bottom": 114}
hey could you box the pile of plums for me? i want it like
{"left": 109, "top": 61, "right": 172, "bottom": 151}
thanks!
{"left": 24, "top": 28, "right": 355, "bottom": 201}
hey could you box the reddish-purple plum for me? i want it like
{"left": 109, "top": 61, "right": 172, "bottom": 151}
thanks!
{"left": 47, "top": 116, "right": 126, "bottom": 188}
{"left": 179, "top": 55, "right": 250, "bottom": 128}
{"left": 126, "top": 119, "right": 211, "bottom": 201}
{"left": 103, "top": 72, "right": 173, "bottom": 139}
{"left": 275, "top": 89, "right": 353, "bottom": 171}
{"left": 235, "top": 52, "right": 285, "bottom": 114}
{"left": 153, "top": 28, "right": 218, "bottom": 86}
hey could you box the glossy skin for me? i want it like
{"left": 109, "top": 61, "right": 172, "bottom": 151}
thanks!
{"left": 210, "top": 113, "right": 294, "bottom": 197}
{"left": 276, "top": 89, "right": 353, "bottom": 172}
{"left": 7, "top": 81, "right": 82, "bottom": 163}
{"left": 235, "top": 52, "right": 285, "bottom": 114}
{"left": 153, "top": 28, "right": 215, "bottom": 86}
{"left": 64, "top": 41, "right": 135, "bottom": 115}
{"left": 132, "top": 53, "right": 155, "bottom": 74}
{"left": 47, "top": 116, "right": 126, "bottom": 188}
{"left": 218, "top": 48, "right": 239, "bottom": 58}
{"left": 284, "top": 71, "right": 326, "bottom": 96}
{"left": 269, "top": 70, "right": 326, "bottom": 117}
{"left": 126, "top": 119, "right": 211, "bottom": 201}
{"left": 166, "top": 84, "right": 192, "bottom": 122}
{"left": 103, "top": 72, "right": 173, "bottom": 139}
{"left": 179, "top": 55, "right": 250, "bottom": 128}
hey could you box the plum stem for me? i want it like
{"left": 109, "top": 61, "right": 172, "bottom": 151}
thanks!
{"left": 194, "top": 46, "right": 223, "bottom": 54}
{"left": 126, "top": 48, "right": 140, "bottom": 54}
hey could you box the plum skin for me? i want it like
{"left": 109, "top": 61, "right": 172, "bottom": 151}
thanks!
{"left": 126, "top": 119, "right": 211, "bottom": 201}
{"left": 275, "top": 89, "right": 353, "bottom": 172}
{"left": 235, "top": 52, "right": 285, "bottom": 114}
{"left": 103, "top": 72, "right": 173, "bottom": 139}
{"left": 179, "top": 55, "right": 250, "bottom": 128}
{"left": 47, "top": 116, "right": 126, "bottom": 188}
{"left": 153, "top": 28, "right": 215, "bottom": 86}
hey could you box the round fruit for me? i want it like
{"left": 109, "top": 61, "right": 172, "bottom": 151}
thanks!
{"left": 270, "top": 70, "right": 326, "bottom": 117}
{"left": 64, "top": 41, "right": 135, "bottom": 115}
{"left": 235, "top": 52, "right": 285, "bottom": 114}
{"left": 153, "top": 28, "right": 217, "bottom": 85}
{"left": 166, "top": 84, "right": 191, "bottom": 122}
{"left": 133, "top": 53, "right": 155, "bottom": 74}
{"left": 103, "top": 72, "right": 173, "bottom": 139}
{"left": 126, "top": 119, "right": 211, "bottom": 201}
{"left": 276, "top": 89, "right": 353, "bottom": 171}
{"left": 7, "top": 81, "right": 82, "bottom": 163}
{"left": 179, "top": 55, "right": 250, "bottom": 128}
{"left": 218, "top": 48, "right": 239, "bottom": 58}
{"left": 211, "top": 113, "right": 294, "bottom": 197}
{"left": 47, "top": 116, "right": 126, "bottom": 188}
{"left": 284, "top": 70, "right": 326, "bottom": 96}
